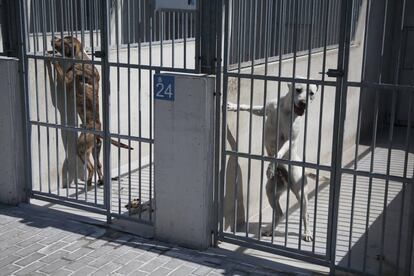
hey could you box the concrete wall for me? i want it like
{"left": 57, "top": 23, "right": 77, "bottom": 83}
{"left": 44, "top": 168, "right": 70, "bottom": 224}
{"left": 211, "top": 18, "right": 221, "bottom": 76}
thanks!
{"left": 223, "top": 3, "right": 368, "bottom": 230}
{"left": 0, "top": 57, "right": 27, "bottom": 205}
{"left": 28, "top": 40, "right": 195, "bottom": 191}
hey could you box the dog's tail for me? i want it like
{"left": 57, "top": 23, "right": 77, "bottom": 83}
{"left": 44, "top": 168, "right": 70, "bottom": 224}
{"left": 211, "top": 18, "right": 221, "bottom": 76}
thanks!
{"left": 97, "top": 135, "right": 134, "bottom": 150}
{"left": 110, "top": 138, "right": 134, "bottom": 150}
{"left": 306, "top": 171, "right": 330, "bottom": 182}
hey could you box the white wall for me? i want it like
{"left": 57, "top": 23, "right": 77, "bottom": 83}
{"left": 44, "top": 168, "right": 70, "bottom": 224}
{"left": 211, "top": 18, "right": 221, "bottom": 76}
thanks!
{"left": 28, "top": 40, "right": 196, "bottom": 191}
{"left": 222, "top": 7, "right": 367, "bottom": 230}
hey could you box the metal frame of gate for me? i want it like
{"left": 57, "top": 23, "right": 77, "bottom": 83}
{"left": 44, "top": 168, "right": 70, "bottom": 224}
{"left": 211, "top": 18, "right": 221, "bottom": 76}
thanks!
{"left": 15, "top": 0, "right": 200, "bottom": 226}
{"left": 216, "top": 0, "right": 414, "bottom": 275}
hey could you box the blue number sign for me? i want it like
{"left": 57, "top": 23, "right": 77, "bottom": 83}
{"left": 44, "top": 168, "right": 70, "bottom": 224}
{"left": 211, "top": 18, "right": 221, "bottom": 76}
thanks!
{"left": 154, "top": 74, "right": 175, "bottom": 101}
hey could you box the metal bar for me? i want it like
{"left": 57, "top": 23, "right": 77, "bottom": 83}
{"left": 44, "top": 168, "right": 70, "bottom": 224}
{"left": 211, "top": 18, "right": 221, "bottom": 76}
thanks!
{"left": 41, "top": 0, "right": 52, "bottom": 195}
{"left": 285, "top": 0, "right": 299, "bottom": 247}
{"left": 213, "top": 0, "right": 223, "bottom": 246}
{"left": 148, "top": 11, "right": 153, "bottom": 222}
{"left": 221, "top": 233, "right": 329, "bottom": 265}
{"left": 116, "top": 0, "right": 121, "bottom": 215}
{"left": 31, "top": 191, "right": 106, "bottom": 211}
{"left": 227, "top": 72, "right": 338, "bottom": 87}
{"left": 274, "top": 0, "right": 285, "bottom": 244}
{"left": 396, "top": 92, "right": 412, "bottom": 276}
{"left": 226, "top": 150, "right": 332, "bottom": 172}
{"left": 126, "top": 0, "right": 132, "bottom": 217}
{"left": 347, "top": 0, "right": 371, "bottom": 266}
{"left": 363, "top": 0, "right": 389, "bottom": 270}
{"left": 50, "top": 0, "right": 61, "bottom": 196}
{"left": 101, "top": 0, "right": 111, "bottom": 223}
{"left": 218, "top": 0, "right": 230, "bottom": 238}
{"left": 312, "top": 0, "right": 331, "bottom": 254}
{"left": 245, "top": 0, "right": 256, "bottom": 239}
{"left": 269, "top": 0, "right": 283, "bottom": 244}
{"left": 137, "top": 0, "right": 143, "bottom": 220}
{"left": 379, "top": 1, "right": 406, "bottom": 273}
{"left": 19, "top": 0, "right": 33, "bottom": 201}
{"left": 328, "top": 0, "right": 354, "bottom": 272}
{"left": 232, "top": 0, "right": 243, "bottom": 235}
{"left": 298, "top": 0, "right": 315, "bottom": 251}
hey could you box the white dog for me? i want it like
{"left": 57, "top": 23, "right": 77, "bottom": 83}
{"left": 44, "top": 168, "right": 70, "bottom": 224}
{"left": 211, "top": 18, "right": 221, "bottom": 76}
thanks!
{"left": 227, "top": 81, "right": 318, "bottom": 242}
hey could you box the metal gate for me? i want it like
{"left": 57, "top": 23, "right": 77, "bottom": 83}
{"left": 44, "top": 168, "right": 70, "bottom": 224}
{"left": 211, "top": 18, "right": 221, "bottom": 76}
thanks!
{"left": 217, "top": 0, "right": 414, "bottom": 275}
{"left": 17, "top": 0, "right": 199, "bottom": 225}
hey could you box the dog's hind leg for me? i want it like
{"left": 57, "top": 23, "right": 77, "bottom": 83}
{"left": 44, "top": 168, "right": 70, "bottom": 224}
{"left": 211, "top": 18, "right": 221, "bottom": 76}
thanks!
{"left": 93, "top": 137, "right": 103, "bottom": 186}
{"left": 262, "top": 166, "right": 287, "bottom": 237}
{"left": 77, "top": 133, "right": 95, "bottom": 186}
{"left": 289, "top": 163, "right": 313, "bottom": 242}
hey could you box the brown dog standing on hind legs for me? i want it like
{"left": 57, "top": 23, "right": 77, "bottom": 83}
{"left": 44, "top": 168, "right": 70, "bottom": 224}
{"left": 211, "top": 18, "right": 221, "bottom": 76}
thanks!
{"left": 47, "top": 36, "right": 132, "bottom": 187}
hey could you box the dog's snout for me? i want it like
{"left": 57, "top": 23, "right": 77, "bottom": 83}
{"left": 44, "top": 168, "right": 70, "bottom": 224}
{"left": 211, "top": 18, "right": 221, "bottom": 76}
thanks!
{"left": 298, "top": 101, "right": 306, "bottom": 109}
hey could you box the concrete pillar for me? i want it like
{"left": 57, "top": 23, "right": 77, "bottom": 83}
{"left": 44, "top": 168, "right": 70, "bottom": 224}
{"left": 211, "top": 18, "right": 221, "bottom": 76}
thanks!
{"left": 0, "top": 57, "right": 28, "bottom": 205}
{"left": 154, "top": 73, "right": 215, "bottom": 250}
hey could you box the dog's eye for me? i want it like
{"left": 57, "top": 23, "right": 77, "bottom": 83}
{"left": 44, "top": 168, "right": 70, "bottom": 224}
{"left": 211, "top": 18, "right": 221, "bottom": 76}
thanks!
{"left": 310, "top": 91, "right": 315, "bottom": 96}
{"left": 296, "top": 88, "right": 302, "bottom": 93}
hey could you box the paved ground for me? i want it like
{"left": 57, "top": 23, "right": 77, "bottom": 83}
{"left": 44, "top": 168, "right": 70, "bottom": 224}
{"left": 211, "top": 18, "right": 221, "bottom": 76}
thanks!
{"left": 0, "top": 205, "right": 303, "bottom": 276}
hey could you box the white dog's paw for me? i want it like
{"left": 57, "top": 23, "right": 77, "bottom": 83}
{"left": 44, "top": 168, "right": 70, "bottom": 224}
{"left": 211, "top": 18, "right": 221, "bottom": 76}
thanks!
{"left": 266, "top": 163, "right": 275, "bottom": 179}
{"left": 302, "top": 232, "right": 313, "bottom": 242}
{"left": 226, "top": 102, "right": 238, "bottom": 111}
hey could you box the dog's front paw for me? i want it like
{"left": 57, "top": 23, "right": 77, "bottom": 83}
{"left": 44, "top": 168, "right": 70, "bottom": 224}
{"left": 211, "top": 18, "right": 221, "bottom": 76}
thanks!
{"left": 302, "top": 232, "right": 313, "bottom": 242}
{"left": 266, "top": 163, "right": 275, "bottom": 179}
{"left": 227, "top": 102, "right": 238, "bottom": 111}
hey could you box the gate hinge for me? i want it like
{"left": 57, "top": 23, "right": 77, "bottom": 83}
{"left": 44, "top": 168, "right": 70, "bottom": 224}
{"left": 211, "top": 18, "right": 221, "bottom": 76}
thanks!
{"left": 325, "top": 68, "right": 345, "bottom": 78}
{"left": 93, "top": 51, "right": 106, "bottom": 58}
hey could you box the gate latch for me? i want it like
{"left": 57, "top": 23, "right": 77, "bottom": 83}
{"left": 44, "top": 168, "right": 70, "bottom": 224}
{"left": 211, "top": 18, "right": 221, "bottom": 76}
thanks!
{"left": 93, "top": 51, "right": 106, "bottom": 58}
{"left": 325, "top": 68, "right": 345, "bottom": 78}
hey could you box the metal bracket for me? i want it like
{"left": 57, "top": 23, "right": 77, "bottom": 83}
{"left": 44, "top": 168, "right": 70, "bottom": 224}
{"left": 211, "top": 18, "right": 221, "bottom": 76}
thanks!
{"left": 93, "top": 51, "right": 106, "bottom": 58}
{"left": 325, "top": 68, "right": 345, "bottom": 78}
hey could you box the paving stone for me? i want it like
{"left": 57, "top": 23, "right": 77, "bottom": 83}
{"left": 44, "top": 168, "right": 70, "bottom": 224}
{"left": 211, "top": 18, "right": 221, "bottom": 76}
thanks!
{"left": 70, "top": 266, "right": 97, "bottom": 276}
{"left": 86, "top": 245, "right": 113, "bottom": 258}
{"left": 150, "top": 267, "right": 172, "bottom": 276}
{"left": 39, "top": 250, "right": 69, "bottom": 264}
{"left": 91, "top": 262, "right": 121, "bottom": 276}
{"left": 0, "top": 254, "right": 21, "bottom": 268}
{"left": 169, "top": 265, "right": 196, "bottom": 276}
{"left": 0, "top": 246, "right": 22, "bottom": 259}
{"left": 38, "top": 241, "right": 69, "bottom": 255}
{"left": 90, "top": 252, "right": 119, "bottom": 268}
{"left": 0, "top": 264, "right": 21, "bottom": 276}
{"left": 39, "top": 259, "right": 72, "bottom": 274}
{"left": 15, "top": 243, "right": 44, "bottom": 257}
{"left": 14, "top": 261, "right": 46, "bottom": 276}
{"left": 128, "top": 270, "right": 148, "bottom": 276}
{"left": 139, "top": 258, "right": 169, "bottom": 273}
{"left": 136, "top": 252, "right": 158, "bottom": 263}
{"left": 64, "top": 247, "right": 94, "bottom": 261}
{"left": 115, "top": 259, "right": 145, "bottom": 275}
{"left": 52, "top": 269, "right": 72, "bottom": 276}
{"left": 63, "top": 239, "right": 91, "bottom": 252}
{"left": 15, "top": 252, "right": 46, "bottom": 266}
{"left": 16, "top": 235, "right": 45, "bottom": 247}
{"left": 113, "top": 251, "right": 142, "bottom": 265}
{"left": 64, "top": 256, "right": 95, "bottom": 271}
{"left": 163, "top": 259, "right": 184, "bottom": 270}
{"left": 192, "top": 265, "right": 214, "bottom": 276}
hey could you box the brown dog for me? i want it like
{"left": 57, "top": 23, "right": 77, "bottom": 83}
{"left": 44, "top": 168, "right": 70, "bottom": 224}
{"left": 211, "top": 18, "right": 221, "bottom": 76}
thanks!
{"left": 48, "top": 36, "right": 132, "bottom": 187}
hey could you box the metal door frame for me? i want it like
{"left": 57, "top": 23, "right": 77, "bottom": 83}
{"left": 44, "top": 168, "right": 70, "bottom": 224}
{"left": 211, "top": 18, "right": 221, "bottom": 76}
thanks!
{"left": 215, "top": 0, "right": 354, "bottom": 270}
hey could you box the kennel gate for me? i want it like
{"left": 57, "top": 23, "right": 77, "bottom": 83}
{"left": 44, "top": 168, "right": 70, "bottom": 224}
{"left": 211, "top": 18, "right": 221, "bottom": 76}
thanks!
{"left": 216, "top": 0, "right": 414, "bottom": 275}
{"left": 17, "top": 0, "right": 200, "bottom": 225}
{"left": 10, "top": 0, "right": 414, "bottom": 274}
